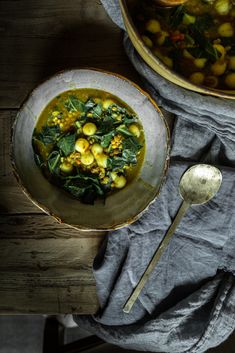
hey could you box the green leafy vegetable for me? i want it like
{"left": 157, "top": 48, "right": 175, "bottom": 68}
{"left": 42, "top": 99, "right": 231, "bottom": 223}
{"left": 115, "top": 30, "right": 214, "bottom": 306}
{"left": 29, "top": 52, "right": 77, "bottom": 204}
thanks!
{"left": 92, "top": 103, "right": 103, "bottom": 118}
{"left": 35, "top": 125, "right": 61, "bottom": 145}
{"left": 65, "top": 96, "right": 85, "bottom": 113}
{"left": 170, "top": 5, "right": 185, "bottom": 28}
{"left": 189, "top": 23, "right": 219, "bottom": 62}
{"left": 64, "top": 173, "right": 104, "bottom": 204}
{"left": 100, "top": 131, "right": 115, "bottom": 148}
{"left": 123, "top": 115, "right": 138, "bottom": 125}
{"left": 47, "top": 150, "right": 61, "bottom": 174}
{"left": 116, "top": 126, "right": 133, "bottom": 137}
{"left": 123, "top": 136, "right": 142, "bottom": 153}
{"left": 57, "top": 133, "right": 75, "bottom": 156}
{"left": 34, "top": 153, "right": 45, "bottom": 168}
{"left": 84, "top": 99, "right": 96, "bottom": 111}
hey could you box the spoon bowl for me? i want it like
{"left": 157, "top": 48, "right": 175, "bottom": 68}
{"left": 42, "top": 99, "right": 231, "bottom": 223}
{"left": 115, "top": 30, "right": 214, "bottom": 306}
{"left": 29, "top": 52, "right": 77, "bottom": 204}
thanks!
{"left": 179, "top": 164, "right": 222, "bottom": 205}
{"left": 123, "top": 164, "right": 222, "bottom": 313}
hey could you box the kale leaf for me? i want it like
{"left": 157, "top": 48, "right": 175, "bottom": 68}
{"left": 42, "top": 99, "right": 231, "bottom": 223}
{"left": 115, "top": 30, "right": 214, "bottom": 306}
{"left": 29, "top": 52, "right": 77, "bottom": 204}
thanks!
{"left": 100, "top": 131, "right": 115, "bottom": 148}
{"left": 63, "top": 173, "right": 104, "bottom": 204}
{"left": 65, "top": 96, "right": 86, "bottom": 113}
{"left": 35, "top": 125, "right": 61, "bottom": 145}
{"left": 123, "top": 136, "right": 142, "bottom": 153}
{"left": 57, "top": 133, "right": 75, "bottom": 156}
{"left": 47, "top": 150, "right": 61, "bottom": 174}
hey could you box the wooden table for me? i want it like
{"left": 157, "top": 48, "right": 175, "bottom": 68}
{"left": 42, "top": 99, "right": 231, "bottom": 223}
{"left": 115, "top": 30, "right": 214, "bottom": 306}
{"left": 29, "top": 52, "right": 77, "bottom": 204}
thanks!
{"left": 0, "top": 0, "right": 140, "bottom": 314}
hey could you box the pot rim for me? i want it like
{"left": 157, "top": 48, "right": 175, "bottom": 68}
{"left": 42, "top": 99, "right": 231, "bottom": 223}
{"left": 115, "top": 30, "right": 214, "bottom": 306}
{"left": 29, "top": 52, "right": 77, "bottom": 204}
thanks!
{"left": 119, "top": 0, "right": 235, "bottom": 100}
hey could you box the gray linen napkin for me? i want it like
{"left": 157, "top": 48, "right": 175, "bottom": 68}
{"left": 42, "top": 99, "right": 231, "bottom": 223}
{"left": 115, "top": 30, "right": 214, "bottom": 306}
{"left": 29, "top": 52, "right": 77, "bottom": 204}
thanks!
{"left": 75, "top": 2, "right": 235, "bottom": 352}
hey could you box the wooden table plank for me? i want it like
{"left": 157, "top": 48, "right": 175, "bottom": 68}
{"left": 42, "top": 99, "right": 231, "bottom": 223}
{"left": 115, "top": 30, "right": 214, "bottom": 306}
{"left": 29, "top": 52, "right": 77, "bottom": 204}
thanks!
{"left": 0, "top": 0, "right": 140, "bottom": 109}
{"left": 0, "top": 234, "right": 104, "bottom": 313}
{"left": 0, "top": 0, "right": 136, "bottom": 313}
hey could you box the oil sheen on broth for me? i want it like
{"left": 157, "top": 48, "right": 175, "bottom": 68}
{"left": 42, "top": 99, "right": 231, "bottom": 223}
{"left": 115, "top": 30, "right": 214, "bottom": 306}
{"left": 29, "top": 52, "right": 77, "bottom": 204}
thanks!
{"left": 32, "top": 89, "right": 145, "bottom": 204}
{"left": 131, "top": 0, "right": 235, "bottom": 90}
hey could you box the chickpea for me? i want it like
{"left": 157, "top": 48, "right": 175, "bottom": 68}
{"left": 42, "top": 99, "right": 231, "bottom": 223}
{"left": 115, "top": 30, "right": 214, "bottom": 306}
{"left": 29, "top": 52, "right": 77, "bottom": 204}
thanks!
{"left": 229, "top": 56, "right": 235, "bottom": 71}
{"left": 162, "top": 56, "right": 173, "bottom": 68}
{"left": 60, "top": 162, "right": 73, "bottom": 173}
{"left": 103, "top": 99, "right": 115, "bottom": 110}
{"left": 157, "top": 31, "right": 168, "bottom": 46}
{"left": 91, "top": 143, "right": 103, "bottom": 157}
{"left": 218, "top": 23, "right": 234, "bottom": 37}
{"left": 96, "top": 153, "right": 108, "bottom": 168}
{"left": 113, "top": 175, "right": 127, "bottom": 189}
{"left": 211, "top": 61, "right": 227, "bottom": 76}
{"left": 52, "top": 111, "right": 60, "bottom": 116}
{"left": 81, "top": 152, "right": 94, "bottom": 166}
{"left": 183, "top": 49, "right": 194, "bottom": 60}
{"left": 182, "top": 13, "right": 196, "bottom": 25}
{"left": 129, "top": 124, "right": 140, "bottom": 138}
{"left": 94, "top": 97, "right": 102, "bottom": 104}
{"left": 215, "top": 0, "right": 231, "bottom": 15}
{"left": 225, "top": 73, "right": 235, "bottom": 88}
{"left": 145, "top": 19, "right": 161, "bottom": 34}
{"left": 141, "top": 35, "right": 153, "bottom": 48}
{"left": 213, "top": 44, "right": 226, "bottom": 59}
{"left": 204, "top": 76, "right": 219, "bottom": 88}
{"left": 194, "top": 58, "right": 207, "bottom": 69}
{"left": 189, "top": 72, "right": 205, "bottom": 85}
{"left": 75, "top": 138, "right": 89, "bottom": 153}
{"left": 83, "top": 122, "right": 97, "bottom": 136}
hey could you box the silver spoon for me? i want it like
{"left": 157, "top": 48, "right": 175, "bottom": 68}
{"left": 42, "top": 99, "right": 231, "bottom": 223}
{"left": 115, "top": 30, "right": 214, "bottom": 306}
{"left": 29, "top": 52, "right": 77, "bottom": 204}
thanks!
{"left": 123, "top": 164, "right": 222, "bottom": 313}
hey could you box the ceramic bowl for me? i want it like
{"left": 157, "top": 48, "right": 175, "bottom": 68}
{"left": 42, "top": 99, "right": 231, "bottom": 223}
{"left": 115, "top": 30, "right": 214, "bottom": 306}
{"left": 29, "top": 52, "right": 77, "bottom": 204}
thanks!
{"left": 119, "top": 0, "right": 235, "bottom": 100}
{"left": 12, "top": 69, "right": 170, "bottom": 231}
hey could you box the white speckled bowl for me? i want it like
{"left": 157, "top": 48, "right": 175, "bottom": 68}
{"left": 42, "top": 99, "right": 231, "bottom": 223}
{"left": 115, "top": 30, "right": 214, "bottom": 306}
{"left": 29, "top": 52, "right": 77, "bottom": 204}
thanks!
{"left": 12, "top": 69, "right": 170, "bottom": 231}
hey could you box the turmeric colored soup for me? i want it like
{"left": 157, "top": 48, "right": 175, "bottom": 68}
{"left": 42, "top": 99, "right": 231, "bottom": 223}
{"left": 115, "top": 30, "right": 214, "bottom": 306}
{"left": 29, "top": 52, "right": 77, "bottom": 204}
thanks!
{"left": 130, "top": 0, "right": 235, "bottom": 90}
{"left": 32, "top": 89, "right": 145, "bottom": 204}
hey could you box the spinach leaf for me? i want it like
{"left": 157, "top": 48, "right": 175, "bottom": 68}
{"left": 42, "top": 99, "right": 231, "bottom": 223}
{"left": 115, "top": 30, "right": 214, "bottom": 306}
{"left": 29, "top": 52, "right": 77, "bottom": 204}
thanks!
{"left": 34, "top": 153, "right": 45, "bottom": 168}
{"left": 97, "top": 115, "right": 115, "bottom": 135}
{"left": 123, "top": 136, "right": 142, "bottom": 153}
{"left": 107, "top": 157, "right": 127, "bottom": 171}
{"left": 193, "top": 13, "right": 214, "bottom": 32}
{"left": 116, "top": 126, "right": 133, "bottom": 137}
{"left": 92, "top": 103, "right": 103, "bottom": 118}
{"left": 85, "top": 99, "right": 96, "bottom": 111}
{"left": 189, "top": 24, "right": 218, "bottom": 62}
{"left": 47, "top": 150, "right": 61, "bottom": 174}
{"left": 57, "top": 133, "right": 75, "bottom": 156}
{"left": 36, "top": 125, "right": 61, "bottom": 145}
{"left": 170, "top": 5, "right": 185, "bottom": 28}
{"left": 122, "top": 149, "right": 137, "bottom": 165}
{"left": 65, "top": 95, "right": 86, "bottom": 113}
{"left": 63, "top": 172, "right": 104, "bottom": 204}
{"left": 100, "top": 131, "right": 115, "bottom": 148}
{"left": 108, "top": 147, "right": 138, "bottom": 172}
{"left": 122, "top": 115, "right": 138, "bottom": 125}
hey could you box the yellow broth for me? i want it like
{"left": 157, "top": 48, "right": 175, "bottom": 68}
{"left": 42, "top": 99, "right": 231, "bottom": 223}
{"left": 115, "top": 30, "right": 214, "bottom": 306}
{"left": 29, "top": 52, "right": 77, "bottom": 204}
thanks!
{"left": 130, "top": 0, "right": 235, "bottom": 90}
{"left": 32, "top": 88, "right": 145, "bottom": 204}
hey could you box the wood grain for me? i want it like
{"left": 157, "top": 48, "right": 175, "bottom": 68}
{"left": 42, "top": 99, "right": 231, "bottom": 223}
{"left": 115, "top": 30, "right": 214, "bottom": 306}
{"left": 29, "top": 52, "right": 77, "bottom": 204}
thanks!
{"left": 0, "top": 0, "right": 134, "bottom": 313}
{"left": 0, "top": 235, "right": 104, "bottom": 313}
{"left": 0, "top": 0, "right": 140, "bottom": 109}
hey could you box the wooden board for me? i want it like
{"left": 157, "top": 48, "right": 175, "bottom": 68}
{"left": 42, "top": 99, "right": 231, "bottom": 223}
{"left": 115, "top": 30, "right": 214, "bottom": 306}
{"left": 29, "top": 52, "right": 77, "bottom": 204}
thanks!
{"left": 0, "top": 0, "right": 139, "bottom": 314}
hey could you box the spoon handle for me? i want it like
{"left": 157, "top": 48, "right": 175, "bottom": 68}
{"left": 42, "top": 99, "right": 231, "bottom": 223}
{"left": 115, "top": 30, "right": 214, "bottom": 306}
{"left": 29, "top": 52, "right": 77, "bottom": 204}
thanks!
{"left": 123, "top": 200, "right": 190, "bottom": 314}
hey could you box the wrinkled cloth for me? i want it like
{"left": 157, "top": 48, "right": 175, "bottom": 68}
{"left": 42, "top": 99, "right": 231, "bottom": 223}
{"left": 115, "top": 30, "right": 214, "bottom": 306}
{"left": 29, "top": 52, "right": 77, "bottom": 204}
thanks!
{"left": 75, "top": 1, "right": 235, "bottom": 352}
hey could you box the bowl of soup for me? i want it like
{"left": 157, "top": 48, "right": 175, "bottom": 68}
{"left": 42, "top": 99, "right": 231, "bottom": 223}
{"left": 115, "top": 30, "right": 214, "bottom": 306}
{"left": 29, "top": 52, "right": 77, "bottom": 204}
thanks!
{"left": 12, "top": 69, "right": 170, "bottom": 230}
{"left": 120, "top": 0, "right": 235, "bottom": 99}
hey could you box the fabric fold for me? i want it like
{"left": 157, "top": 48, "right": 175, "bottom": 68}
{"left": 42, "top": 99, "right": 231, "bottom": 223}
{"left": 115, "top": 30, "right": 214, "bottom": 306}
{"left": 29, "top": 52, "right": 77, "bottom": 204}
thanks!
{"left": 75, "top": 1, "right": 235, "bottom": 352}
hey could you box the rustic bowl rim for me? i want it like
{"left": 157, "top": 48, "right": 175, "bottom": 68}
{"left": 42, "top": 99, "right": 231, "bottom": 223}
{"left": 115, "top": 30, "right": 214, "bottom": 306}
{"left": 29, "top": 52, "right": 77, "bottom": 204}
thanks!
{"left": 119, "top": 0, "right": 235, "bottom": 100}
{"left": 11, "top": 67, "right": 170, "bottom": 231}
